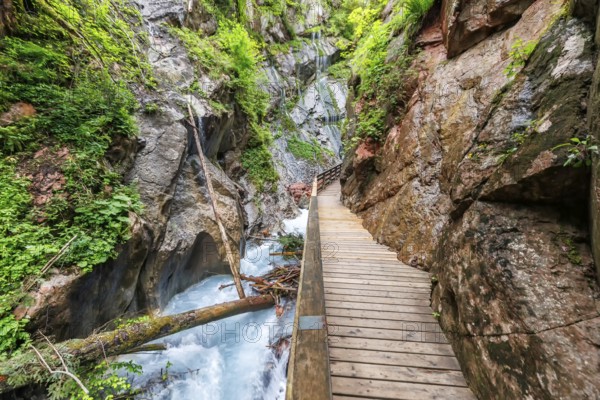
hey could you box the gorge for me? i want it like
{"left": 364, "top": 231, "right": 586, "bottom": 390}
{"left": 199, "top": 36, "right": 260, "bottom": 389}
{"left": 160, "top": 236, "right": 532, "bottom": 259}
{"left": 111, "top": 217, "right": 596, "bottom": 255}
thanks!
{"left": 1, "top": 0, "right": 600, "bottom": 398}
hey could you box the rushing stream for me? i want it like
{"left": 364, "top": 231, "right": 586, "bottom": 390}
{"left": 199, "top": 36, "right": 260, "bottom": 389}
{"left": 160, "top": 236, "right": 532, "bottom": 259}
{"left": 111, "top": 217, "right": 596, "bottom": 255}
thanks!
{"left": 121, "top": 211, "right": 309, "bottom": 399}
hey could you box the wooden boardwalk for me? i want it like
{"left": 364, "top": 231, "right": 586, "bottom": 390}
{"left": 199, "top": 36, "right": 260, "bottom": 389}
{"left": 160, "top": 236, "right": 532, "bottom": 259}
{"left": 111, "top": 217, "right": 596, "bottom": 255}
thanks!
{"left": 318, "top": 182, "right": 475, "bottom": 400}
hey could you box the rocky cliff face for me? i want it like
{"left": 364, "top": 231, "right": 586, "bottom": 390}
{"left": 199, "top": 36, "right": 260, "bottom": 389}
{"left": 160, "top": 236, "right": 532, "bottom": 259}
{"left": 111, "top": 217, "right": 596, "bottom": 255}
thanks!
{"left": 21, "top": 0, "right": 345, "bottom": 339}
{"left": 342, "top": 0, "right": 600, "bottom": 397}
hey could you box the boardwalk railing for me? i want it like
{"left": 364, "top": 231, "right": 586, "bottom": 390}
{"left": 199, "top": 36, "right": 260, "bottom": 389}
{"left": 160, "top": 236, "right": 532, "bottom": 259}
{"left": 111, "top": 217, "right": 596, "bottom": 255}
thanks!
{"left": 286, "top": 169, "right": 340, "bottom": 400}
{"left": 316, "top": 163, "right": 342, "bottom": 193}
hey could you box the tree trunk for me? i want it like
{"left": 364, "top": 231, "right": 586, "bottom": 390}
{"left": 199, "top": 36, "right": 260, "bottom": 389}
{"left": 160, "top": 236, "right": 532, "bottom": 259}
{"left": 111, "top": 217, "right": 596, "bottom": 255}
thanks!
{"left": 1, "top": 295, "right": 274, "bottom": 393}
{"left": 0, "top": 0, "right": 15, "bottom": 36}
{"left": 187, "top": 104, "right": 246, "bottom": 299}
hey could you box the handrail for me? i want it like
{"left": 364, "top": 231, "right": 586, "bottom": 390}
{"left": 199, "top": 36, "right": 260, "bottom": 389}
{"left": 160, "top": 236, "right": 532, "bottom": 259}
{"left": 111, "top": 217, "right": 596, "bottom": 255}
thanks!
{"left": 315, "top": 163, "right": 342, "bottom": 193}
{"left": 286, "top": 177, "right": 332, "bottom": 400}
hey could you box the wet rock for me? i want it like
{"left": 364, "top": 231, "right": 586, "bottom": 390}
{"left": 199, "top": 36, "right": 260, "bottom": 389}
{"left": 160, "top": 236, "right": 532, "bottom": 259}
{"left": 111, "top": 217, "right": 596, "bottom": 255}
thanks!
{"left": 25, "top": 213, "right": 153, "bottom": 339}
{"left": 441, "top": 0, "right": 535, "bottom": 57}
{"left": 137, "top": 157, "right": 244, "bottom": 309}
{"left": 342, "top": 2, "right": 600, "bottom": 397}
{"left": 588, "top": 4, "right": 600, "bottom": 285}
{"left": 184, "top": 0, "right": 218, "bottom": 35}
{"left": 0, "top": 0, "right": 15, "bottom": 37}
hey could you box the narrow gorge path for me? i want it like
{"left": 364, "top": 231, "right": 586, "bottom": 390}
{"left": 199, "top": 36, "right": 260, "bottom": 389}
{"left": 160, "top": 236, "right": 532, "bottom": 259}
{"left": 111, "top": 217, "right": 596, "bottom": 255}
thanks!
{"left": 318, "top": 182, "right": 475, "bottom": 399}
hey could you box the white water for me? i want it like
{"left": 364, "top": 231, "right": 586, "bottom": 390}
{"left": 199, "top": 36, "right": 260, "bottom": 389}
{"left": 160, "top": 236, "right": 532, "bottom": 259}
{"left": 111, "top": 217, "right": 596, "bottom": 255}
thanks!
{"left": 121, "top": 212, "right": 309, "bottom": 399}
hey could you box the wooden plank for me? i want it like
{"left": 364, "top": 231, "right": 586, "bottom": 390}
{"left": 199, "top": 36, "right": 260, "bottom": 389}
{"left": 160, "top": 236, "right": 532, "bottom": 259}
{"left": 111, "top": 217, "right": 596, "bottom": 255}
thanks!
{"left": 328, "top": 348, "right": 463, "bottom": 371}
{"left": 319, "top": 252, "right": 399, "bottom": 259}
{"left": 326, "top": 308, "right": 437, "bottom": 324}
{"left": 325, "top": 287, "right": 430, "bottom": 300}
{"left": 324, "top": 282, "right": 431, "bottom": 294}
{"left": 323, "top": 268, "right": 429, "bottom": 280}
{"left": 325, "top": 300, "right": 432, "bottom": 315}
{"left": 322, "top": 258, "right": 407, "bottom": 265}
{"left": 330, "top": 361, "right": 468, "bottom": 387}
{"left": 327, "top": 316, "right": 444, "bottom": 333}
{"left": 328, "top": 325, "right": 449, "bottom": 344}
{"left": 322, "top": 263, "right": 419, "bottom": 272}
{"left": 323, "top": 277, "right": 431, "bottom": 288}
{"left": 328, "top": 336, "right": 455, "bottom": 357}
{"left": 331, "top": 377, "right": 476, "bottom": 399}
{"left": 324, "top": 293, "right": 430, "bottom": 307}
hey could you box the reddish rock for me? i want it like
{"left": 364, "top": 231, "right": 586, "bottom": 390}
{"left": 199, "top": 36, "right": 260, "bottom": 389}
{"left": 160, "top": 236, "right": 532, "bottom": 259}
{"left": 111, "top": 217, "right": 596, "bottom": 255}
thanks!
{"left": 288, "top": 182, "right": 312, "bottom": 204}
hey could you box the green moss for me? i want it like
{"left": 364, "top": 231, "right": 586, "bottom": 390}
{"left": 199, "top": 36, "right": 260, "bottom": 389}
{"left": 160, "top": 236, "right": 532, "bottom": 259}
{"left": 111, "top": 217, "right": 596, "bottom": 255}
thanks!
{"left": 287, "top": 135, "right": 334, "bottom": 164}
{"left": 241, "top": 145, "right": 279, "bottom": 191}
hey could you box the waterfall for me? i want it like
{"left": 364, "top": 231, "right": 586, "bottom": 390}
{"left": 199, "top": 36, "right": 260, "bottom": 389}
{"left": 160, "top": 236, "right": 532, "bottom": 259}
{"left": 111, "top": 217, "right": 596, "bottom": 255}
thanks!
{"left": 310, "top": 30, "right": 330, "bottom": 78}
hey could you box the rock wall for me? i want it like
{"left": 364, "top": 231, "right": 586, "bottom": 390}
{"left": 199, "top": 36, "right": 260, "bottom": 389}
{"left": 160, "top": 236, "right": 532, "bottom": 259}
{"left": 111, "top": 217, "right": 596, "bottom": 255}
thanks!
{"left": 342, "top": 0, "right": 600, "bottom": 397}
{"left": 589, "top": 2, "right": 600, "bottom": 286}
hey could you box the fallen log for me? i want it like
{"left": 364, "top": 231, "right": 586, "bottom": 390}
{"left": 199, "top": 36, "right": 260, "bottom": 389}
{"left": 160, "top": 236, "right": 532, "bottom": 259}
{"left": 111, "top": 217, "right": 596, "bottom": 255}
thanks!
{"left": 0, "top": 295, "right": 274, "bottom": 393}
{"left": 269, "top": 251, "right": 303, "bottom": 257}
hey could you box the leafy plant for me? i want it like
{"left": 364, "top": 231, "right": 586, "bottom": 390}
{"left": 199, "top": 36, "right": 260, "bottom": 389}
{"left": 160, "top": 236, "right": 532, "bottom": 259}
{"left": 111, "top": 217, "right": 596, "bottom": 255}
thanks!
{"left": 241, "top": 145, "right": 278, "bottom": 191}
{"left": 0, "top": 0, "right": 145, "bottom": 356}
{"left": 278, "top": 233, "right": 304, "bottom": 255}
{"left": 47, "top": 360, "right": 143, "bottom": 400}
{"left": 552, "top": 135, "right": 599, "bottom": 168}
{"left": 504, "top": 38, "right": 538, "bottom": 79}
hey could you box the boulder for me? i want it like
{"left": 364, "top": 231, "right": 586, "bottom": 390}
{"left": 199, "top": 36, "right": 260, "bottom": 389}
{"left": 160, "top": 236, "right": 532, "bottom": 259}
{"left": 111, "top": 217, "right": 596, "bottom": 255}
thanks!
{"left": 0, "top": 102, "right": 36, "bottom": 126}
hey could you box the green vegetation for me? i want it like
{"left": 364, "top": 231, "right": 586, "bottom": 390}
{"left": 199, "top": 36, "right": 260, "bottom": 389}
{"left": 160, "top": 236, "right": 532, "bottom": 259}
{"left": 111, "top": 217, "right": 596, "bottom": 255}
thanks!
{"left": 328, "top": 0, "right": 434, "bottom": 142}
{"left": 47, "top": 360, "right": 143, "bottom": 400}
{"left": 173, "top": 22, "right": 279, "bottom": 191}
{"left": 504, "top": 38, "right": 538, "bottom": 79}
{"left": 278, "top": 232, "right": 304, "bottom": 256}
{"left": 241, "top": 144, "right": 279, "bottom": 191}
{"left": 0, "top": 0, "right": 145, "bottom": 357}
{"left": 327, "top": 62, "right": 352, "bottom": 81}
{"left": 497, "top": 120, "right": 538, "bottom": 164}
{"left": 287, "top": 135, "right": 334, "bottom": 164}
{"left": 552, "top": 135, "right": 599, "bottom": 168}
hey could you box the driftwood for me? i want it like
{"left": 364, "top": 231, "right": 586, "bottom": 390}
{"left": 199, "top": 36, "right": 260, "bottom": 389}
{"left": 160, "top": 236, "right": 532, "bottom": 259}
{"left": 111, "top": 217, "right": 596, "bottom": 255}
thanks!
{"left": 219, "top": 266, "right": 300, "bottom": 296}
{"left": 0, "top": 295, "right": 274, "bottom": 393}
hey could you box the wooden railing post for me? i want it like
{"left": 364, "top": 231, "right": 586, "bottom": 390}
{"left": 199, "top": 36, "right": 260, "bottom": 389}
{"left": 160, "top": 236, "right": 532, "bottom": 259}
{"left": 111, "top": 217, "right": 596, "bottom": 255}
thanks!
{"left": 315, "top": 163, "right": 342, "bottom": 194}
